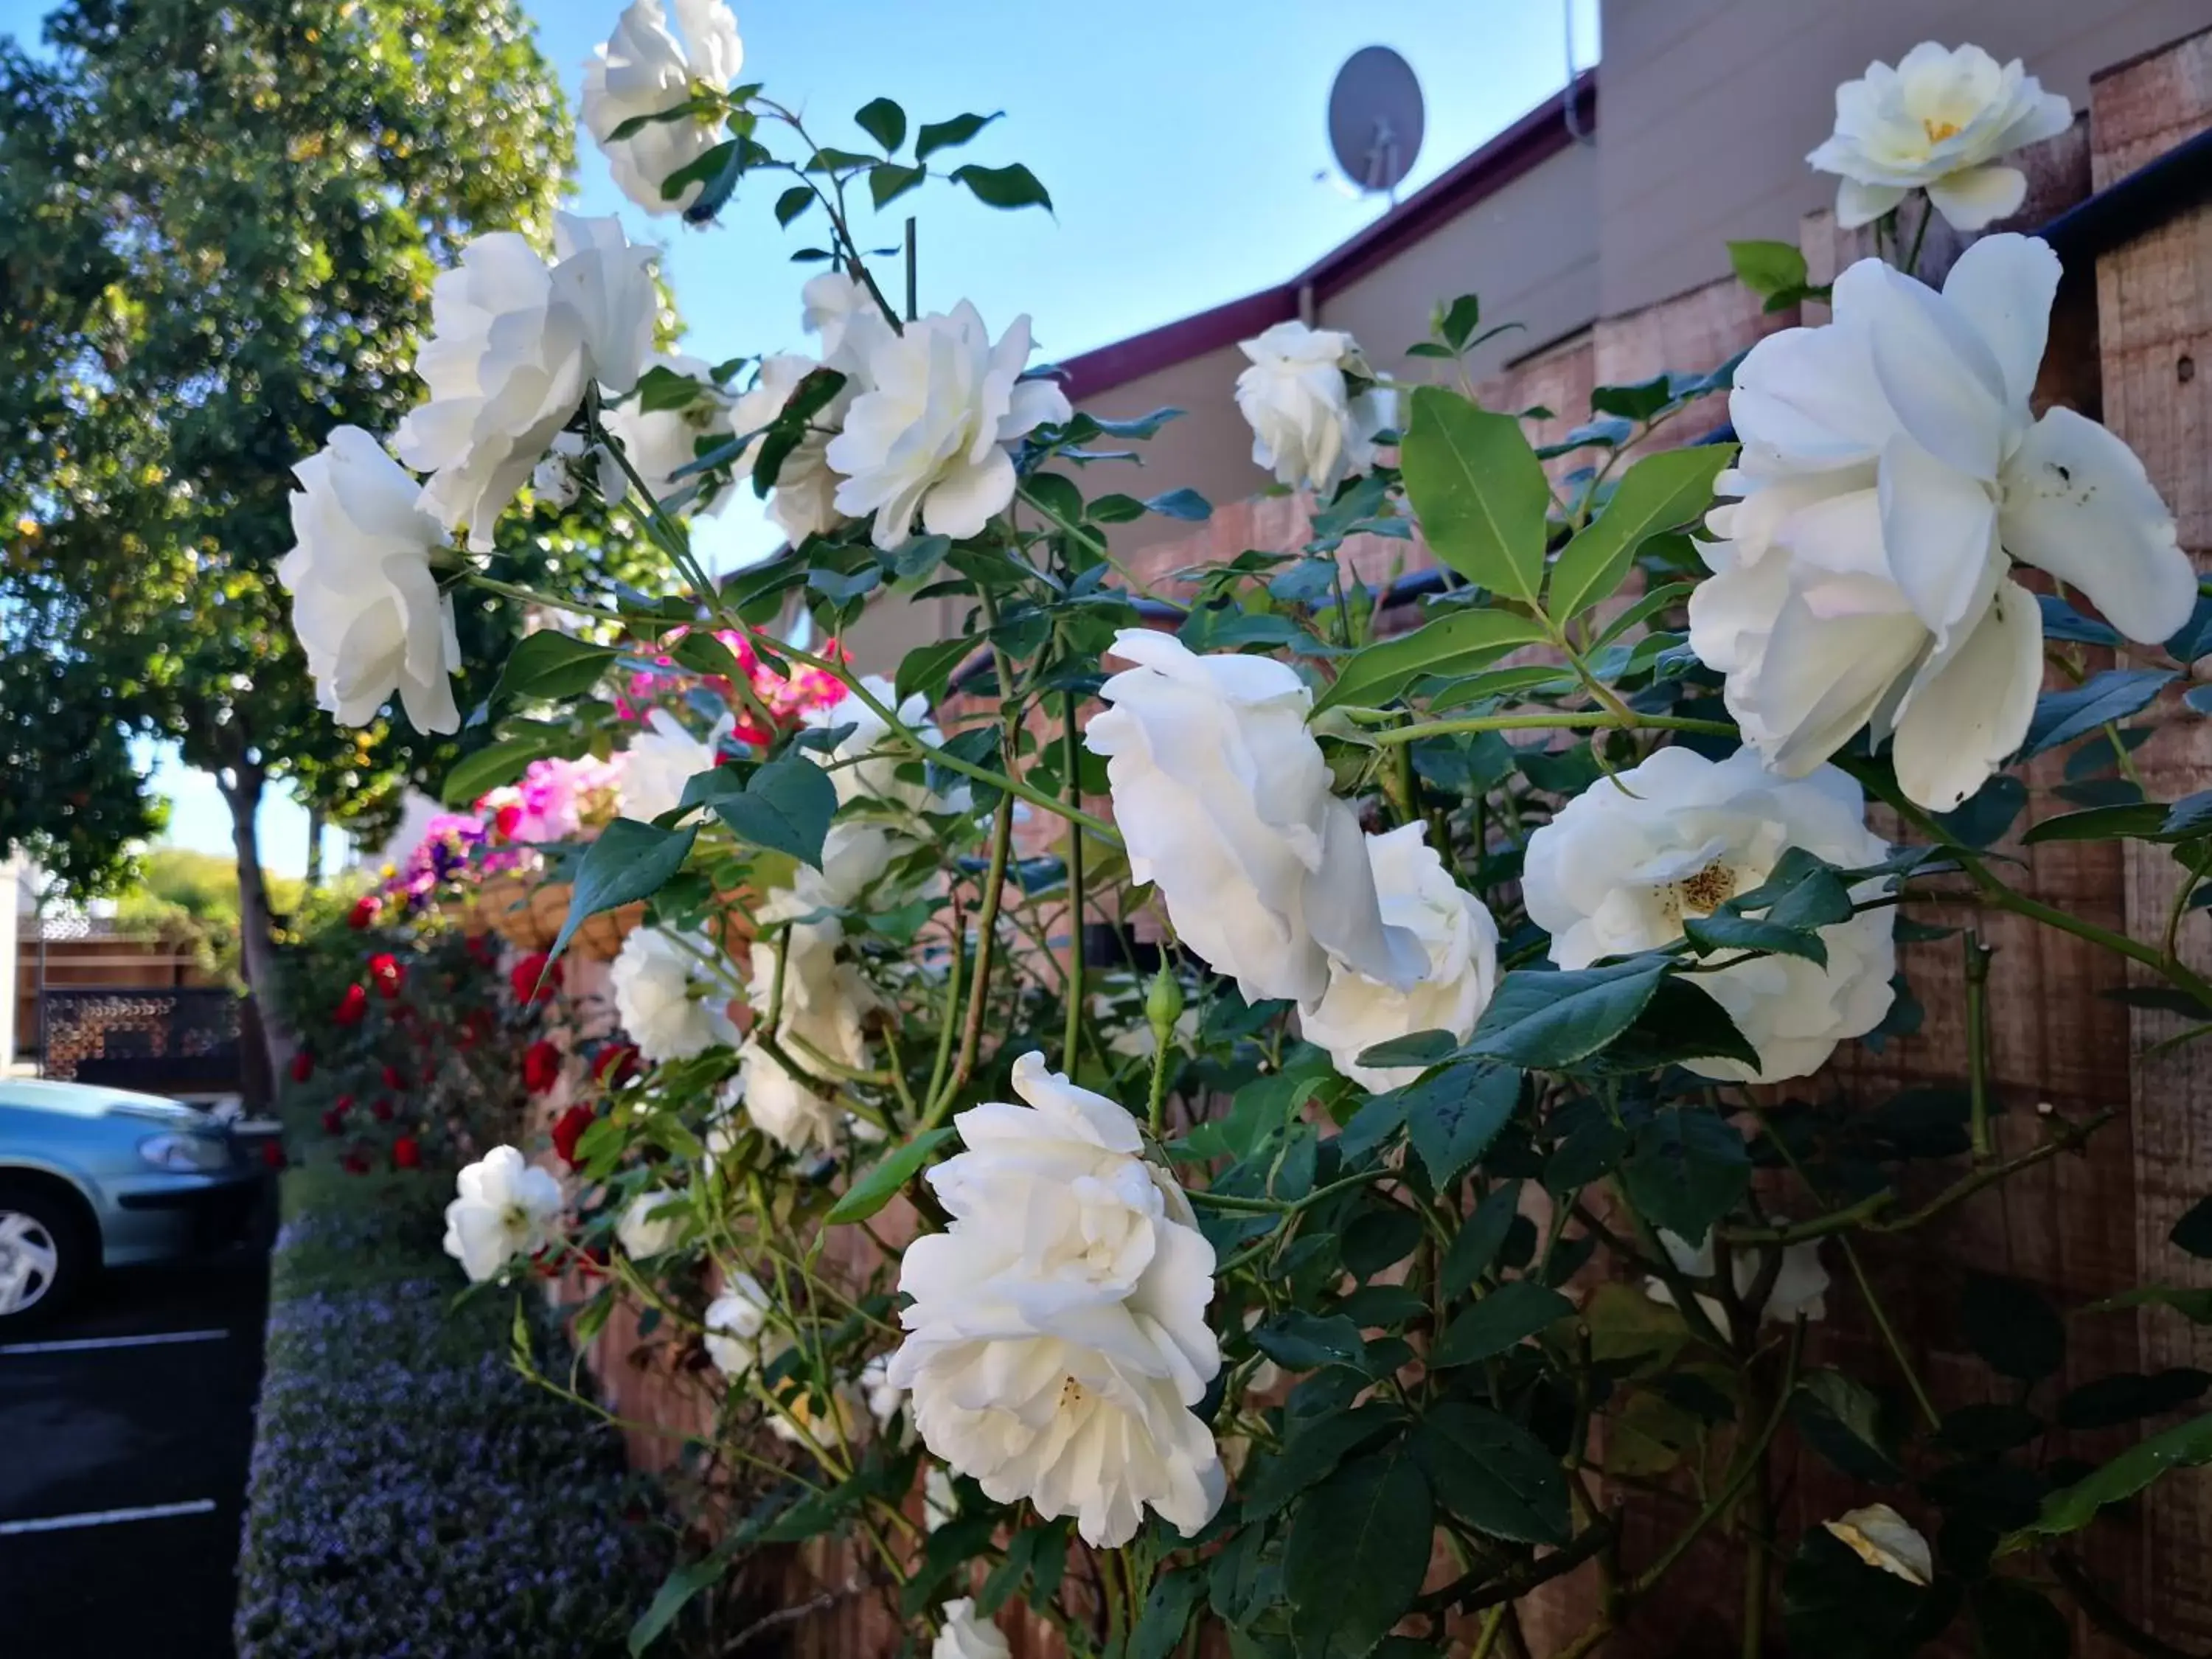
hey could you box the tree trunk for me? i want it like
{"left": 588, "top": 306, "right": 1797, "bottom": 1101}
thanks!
{"left": 305, "top": 803, "right": 324, "bottom": 891}
{"left": 219, "top": 759, "right": 291, "bottom": 1105}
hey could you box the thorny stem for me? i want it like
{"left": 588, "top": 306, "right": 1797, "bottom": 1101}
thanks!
{"left": 928, "top": 793, "right": 1012, "bottom": 1121}
{"left": 1060, "top": 691, "right": 1088, "bottom": 1071}
{"left": 1964, "top": 929, "right": 1994, "bottom": 1161}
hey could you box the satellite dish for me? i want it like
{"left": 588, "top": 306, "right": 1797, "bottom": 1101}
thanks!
{"left": 1328, "top": 46, "right": 1424, "bottom": 198}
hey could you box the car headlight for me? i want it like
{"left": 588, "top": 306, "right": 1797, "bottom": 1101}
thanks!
{"left": 139, "top": 1133, "right": 232, "bottom": 1172}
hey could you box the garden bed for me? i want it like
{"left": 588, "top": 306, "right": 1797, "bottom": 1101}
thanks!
{"left": 232, "top": 1163, "right": 668, "bottom": 1658}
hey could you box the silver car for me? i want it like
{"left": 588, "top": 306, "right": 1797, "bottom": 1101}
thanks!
{"left": 0, "top": 1079, "right": 268, "bottom": 1332}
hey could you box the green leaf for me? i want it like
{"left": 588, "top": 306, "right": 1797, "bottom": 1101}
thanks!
{"left": 549, "top": 818, "right": 700, "bottom": 964}
{"left": 1145, "top": 486, "right": 1211, "bottom": 521}
{"left": 1431, "top": 1280, "right": 1575, "bottom": 1368}
{"left": 1597, "top": 976, "right": 1761, "bottom": 1074}
{"left": 1352, "top": 1029, "right": 1461, "bottom": 1072}
{"left": 2056, "top": 1368, "right": 2211, "bottom": 1430}
{"left": 914, "top": 111, "right": 1001, "bottom": 161}
{"left": 825, "top": 1127, "right": 955, "bottom": 1223}
{"left": 1592, "top": 579, "right": 1697, "bottom": 649}
{"left": 1961, "top": 1274, "right": 2065, "bottom": 1382}
{"left": 1792, "top": 1368, "right": 1902, "bottom": 1483}
{"left": 2023, "top": 669, "right": 2175, "bottom": 758}
{"left": 1411, "top": 1402, "right": 1571, "bottom": 1545}
{"left": 868, "top": 161, "right": 925, "bottom": 209}
{"left": 1284, "top": 1448, "right": 1433, "bottom": 1659}
{"left": 773, "top": 185, "right": 814, "bottom": 226}
{"left": 2021, "top": 801, "right": 2172, "bottom": 844}
{"left": 628, "top": 1553, "right": 729, "bottom": 1655}
{"left": 1441, "top": 1181, "right": 1523, "bottom": 1298}
{"left": 2087, "top": 1284, "right": 2212, "bottom": 1324}
{"left": 1727, "top": 238, "right": 1810, "bottom": 300}
{"left": 1682, "top": 910, "right": 1828, "bottom": 966}
{"left": 691, "top": 754, "right": 837, "bottom": 868}
{"left": 1464, "top": 959, "right": 1669, "bottom": 1068}
{"left": 1437, "top": 293, "right": 1483, "bottom": 351}
{"left": 1311, "top": 606, "right": 1548, "bottom": 714}
{"left": 1253, "top": 1310, "right": 1367, "bottom": 1371}
{"left": 2001, "top": 1411, "right": 2212, "bottom": 1549}
{"left": 493, "top": 630, "right": 620, "bottom": 704}
{"left": 633, "top": 362, "right": 707, "bottom": 413}
{"left": 948, "top": 161, "right": 1052, "bottom": 212}
{"left": 1399, "top": 386, "right": 1552, "bottom": 602}
{"left": 2173, "top": 1194, "right": 2212, "bottom": 1259}
{"left": 1130, "top": 1566, "right": 1207, "bottom": 1659}
{"left": 1548, "top": 444, "right": 1734, "bottom": 621}
{"left": 440, "top": 731, "right": 563, "bottom": 807}
{"left": 1242, "top": 1404, "right": 1405, "bottom": 1521}
{"left": 1620, "top": 1103, "right": 1751, "bottom": 1243}
{"left": 1085, "top": 492, "right": 1146, "bottom": 524}
{"left": 853, "top": 96, "right": 905, "bottom": 151}
{"left": 894, "top": 636, "right": 976, "bottom": 708}
{"left": 1401, "top": 1062, "right": 1520, "bottom": 1187}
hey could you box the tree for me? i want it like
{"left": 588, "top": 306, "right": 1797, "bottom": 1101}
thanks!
{"left": 0, "top": 0, "right": 591, "bottom": 1071}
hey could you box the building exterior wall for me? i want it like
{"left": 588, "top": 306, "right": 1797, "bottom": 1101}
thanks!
{"left": 1594, "top": 0, "right": 2210, "bottom": 315}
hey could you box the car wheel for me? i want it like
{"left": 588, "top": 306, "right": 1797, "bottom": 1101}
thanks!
{"left": 0, "top": 1180, "right": 88, "bottom": 1334}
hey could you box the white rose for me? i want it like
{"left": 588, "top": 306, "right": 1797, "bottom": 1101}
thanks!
{"left": 1646, "top": 1225, "right": 1829, "bottom": 1329}
{"left": 825, "top": 302, "right": 1071, "bottom": 551}
{"left": 442, "top": 1146, "right": 564, "bottom": 1282}
{"left": 619, "top": 708, "right": 733, "bottom": 822}
{"left": 1085, "top": 629, "right": 1423, "bottom": 1006}
{"left": 582, "top": 0, "right": 744, "bottom": 217}
{"left": 703, "top": 1270, "right": 775, "bottom": 1376}
{"left": 1301, "top": 824, "right": 1500, "bottom": 1091}
{"left": 798, "top": 675, "right": 970, "bottom": 819}
{"left": 616, "top": 1187, "right": 684, "bottom": 1259}
{"left": 1522, "top": 746, "right": 1895, "bottom": 1083}
{"left": 733, "top": 917, "right": 878, "bottom": 1154}
{"left": 1689, "top": 234, "right": 2190, "bottom": 810}
{"left": 603, "top": 352, "right": 736, "bottom": 514}
{"left": 860, "top": 1354, "right": 902, "bottom": 1431}
{"left": 933, "top": 1599, "right": 1011, "bottom": 1659}
{"left": 886, "top": 1052, "right": 1225, "bottom": 1548}
{"left": 1823, "top": 1503, "right": 1934, "bottom": 1586}
{"left": 610, "top": 925, "right": 741, "bottom": 1062}
{"left": 1234, "top": 319, "right": 1388, "bottom": 495}
{"left": 729, "top": 352, "right": 851, "bottom": 546}
{"left": 394, "top": 212, "right": 656, "bottom": 550}
{"left": 801, "top": 270, "right": 897, "bottom": 379}
{"left": 922, "top": 1464, "right": 957, "bottom": 1532}
{"left": 1809, "top": 43, "right": 2073, "bottom": 232}
{"left": 279, "top": 426, "right": 462, "bottom": 735}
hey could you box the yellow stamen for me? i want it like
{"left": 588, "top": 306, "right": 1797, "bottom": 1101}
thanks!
{"left": 1922, "top": 117, "right": 1961, "bottom": 145}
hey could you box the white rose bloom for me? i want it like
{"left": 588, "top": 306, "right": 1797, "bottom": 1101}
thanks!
{"left": 603, "top": 352, "right": 736, "bottom": 514}
{"left": 582, "top": 0, "right": 744, "bottom": 217}
{"left": 1823, "top": 1503, "right": 1935, "bottom": 1586}
{"left": 616, "top": 1187, "right": 684, "bottom": 1259}
{"left": 860, "top": 1354, "right": 902, "bottom": 1430}
{"left": 531, "top": 431, "right": 588, "bottom": 512}
{"left": 279, "top": 426, "right": 463, "bottom": 735}
{"left": 619, "top": 708, "right": 733, "bottom": 822}
{"left": 922, "top": 1465, "right": 957, "bottom": 1532}
{"left": 798, "top": 675, "right": 970, "bottom": 818}
{"left": 801, "top": 269, "right": 897, "bottom": 379}
{"left": 886, "top": 1052, "right": 1225, "bottom": 1548}
{"left": 1085, "top": 629, "right": 1424, "bottom": 1006}
{"left": 610, "top": 925, "right": 741, "bottom": 1062}
{"left": 442, "top": 1146, "right": 564, "bottom": 1283}
{"left": 933, "top": 1599, "right": 1011, "bottom": 1659}
{"left": 1523, "top": 746, "right": 1895, "bottom": 1083}
{"left": 394, "top": 212, "right": 656, "bottom": 550}
{"left": 1301, "top": 824, "right": 1500, "bottom": 1091}
{"left": 1689, "top": 235, "right": 2190, "bottom": 810}
{"left": 734, "top": 917, "right": 877, "bottom": 1154}
{"left": 729, "top": 352, "right": 850, "bottom": 545}
{"left": 1234, "top": 319, "right": 1388, "bottom": 495}
{"left": 825, "top": 301, "right": 1071, "bottom": 551}
{"left": 703, "top": 1270, "right": 775, "bottom": 1376}
{"left": 1809, "top": 43, "right": 2073, "bottom": 232}
{"left": 1647, "top": 1225, "right": 1830, "bottom": 1329}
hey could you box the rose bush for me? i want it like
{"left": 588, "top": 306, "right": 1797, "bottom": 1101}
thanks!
{"left": 268, "top": 13, "right": 2212, "bottom": 1658}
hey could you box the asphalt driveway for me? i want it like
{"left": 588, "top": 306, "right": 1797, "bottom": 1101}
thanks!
{"left": 0, "top": 1242, "right": 270, "bottom": 1658}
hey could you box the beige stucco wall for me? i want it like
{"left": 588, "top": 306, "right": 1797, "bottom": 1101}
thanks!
{"left": 1071, "top": 339, "right": 1272, "bottom": 562}
{"left": 1595, "top": 0, "right": 2210, "bottom": 315}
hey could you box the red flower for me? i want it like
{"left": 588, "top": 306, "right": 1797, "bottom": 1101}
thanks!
{"left": 391, "top": 1135, "right": 422, "bottom": 1171}
{"left": 320, "top": 1107, "right": 347, "bottom": 1136}
{"left": 347, "top": 894, "right": 380, "bottom": 931}
{"left": 334, "top": 983, "right": 368, "bottom": 1026}
{"left": 509, "top": 952, "right": 562, "bottom": 1005}
{"left": 493, "top": 802, "right": 523, "bottom": 841}
{"left": 288, "top": 1050, "right": 314, "bottom": 1085}
{"left": 370, "top": 1096, "right": 394, "bottom": 1123}
{"left": 550, "top": 1103, "right": 597, "bottom": 1170}
{"left": 523, "top": 1040, "right": 563, "bottom": 1095}
{"left": 380, "top": 1063, "right": 406, "bottom": 1092}
{"left": 367, "top": 953, "right": 404, "bottom": 998}
{"left": 340, "top": 1150, "right": 371, "bottom": 1175}
{"left": 260, "top": 1141, "right": 287, "bottom": 1170}
{"left": 465, "top": 933, "right": 498, "bottom": 968}
{"left": 591, "top": 1043, "right": 640, "bottom": 1088}
{"left": 335, "top": 1093, "right": 355, "bottom": 1111}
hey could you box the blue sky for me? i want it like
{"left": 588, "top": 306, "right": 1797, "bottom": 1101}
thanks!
{"left": 5, "top": 0, "right": 1599, "bottom": 877}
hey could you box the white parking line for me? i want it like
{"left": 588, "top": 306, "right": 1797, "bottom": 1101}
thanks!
{"left": 0, "top": 1328, "right": 229, "bottom": 1356}
{"left": 0, "top": 1498, "right": 218, "bottom": 1535}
